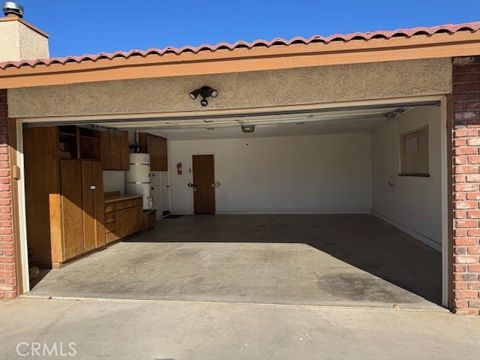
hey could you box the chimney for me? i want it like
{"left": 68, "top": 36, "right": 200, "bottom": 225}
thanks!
{"left": 0, "top": 1, "right": 49, "bottom": 62}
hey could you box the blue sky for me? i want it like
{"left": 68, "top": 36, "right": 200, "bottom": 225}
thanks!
{"left": 17, "top": 0, "right": 480, "bottom": 57}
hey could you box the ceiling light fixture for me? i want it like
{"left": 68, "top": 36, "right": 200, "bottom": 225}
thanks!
{"left": 189, "top": 86, "right": 219, "bottom": 107}
{"left": 386, "top": 107, "right": 412, "bottom": 119}
{"left": 241, "top": 125, "right": 255, "bottom": 134}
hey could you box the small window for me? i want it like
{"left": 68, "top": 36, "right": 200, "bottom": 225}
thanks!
{"left": 399, "top": 126, "right": 429, "bottom": 177}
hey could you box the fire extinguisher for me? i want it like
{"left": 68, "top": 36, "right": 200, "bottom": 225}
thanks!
{"left": 177, "top": 162, "right": 183, "bottom": 175}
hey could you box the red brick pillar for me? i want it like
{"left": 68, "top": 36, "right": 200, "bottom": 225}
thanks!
{"left": 452, "top": 56, "right": 480, "bottom": 315}
{"left": 0, "top": 89, "right": 17, "bottom": 299}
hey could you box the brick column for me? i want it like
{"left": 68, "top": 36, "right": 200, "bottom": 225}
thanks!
{"left": 0, "top": 89, "right": 17, "bottom": 299}
{"left": 452, "top": 56, "right": 480, "bottom": 315}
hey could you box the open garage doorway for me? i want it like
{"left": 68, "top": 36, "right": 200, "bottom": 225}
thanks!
{"left": 18, "top": 98, "right": 448, "bottom": 310}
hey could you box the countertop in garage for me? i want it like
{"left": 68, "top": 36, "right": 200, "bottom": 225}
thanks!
{"left": 104, "top": 192, "right": 143, "bottom": 204}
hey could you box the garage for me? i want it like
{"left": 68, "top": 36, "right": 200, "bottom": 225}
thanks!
{"left": 6, "top": 15, "right": 480, "bottom": 313}
{"left": 21, "top": 101, "right": 446, "bottom": 310}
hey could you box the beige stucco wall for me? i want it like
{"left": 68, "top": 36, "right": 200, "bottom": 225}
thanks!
{"left": 8, "top": 58, "right": 452, "bottom": 119}
{"left": 17, "top": 21, "right": 49, "bottom": 61}
{"left": 0, "top": 21, "right": 21, "bottom": 62}
{"left": 0, "top": 20, "right": 49, "bottom": 63}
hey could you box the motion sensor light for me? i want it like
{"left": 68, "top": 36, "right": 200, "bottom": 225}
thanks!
{"left": 189, "top": 89, "right": 200, "bottom": 100}
{"left": 189, "top": 86, "right": 218, "bottom": 107}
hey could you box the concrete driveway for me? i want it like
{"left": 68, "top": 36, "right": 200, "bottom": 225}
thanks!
{"left": 0, "top": 297, "right": 479, "bottom": 360}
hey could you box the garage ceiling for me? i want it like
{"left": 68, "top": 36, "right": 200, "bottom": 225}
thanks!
{"left": 98, "top": 106, "right": 409, "bottom": 140}
{"left": 146, "top": 116, "right": 388, "bottom": 140}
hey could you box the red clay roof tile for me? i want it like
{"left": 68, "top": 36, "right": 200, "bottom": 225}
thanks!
{"left": 1, "top": 21, "right": 479, "bottom": 70}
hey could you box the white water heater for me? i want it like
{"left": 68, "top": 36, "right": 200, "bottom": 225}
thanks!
{"left": 126, "top": 153, "right": 153, "bottom": 210}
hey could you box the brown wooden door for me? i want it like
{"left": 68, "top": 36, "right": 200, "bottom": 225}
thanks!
{"left": 81, "top": 161, "right": 96, "bottom": 252}
{"left": 93, "top": 161, "right": 106, "bottom": 248}
{"left": 60, "top": 160, "right": 84, "bottom": 260}
{"left": 192, "top": 155, "right": 216, "bottom": 215}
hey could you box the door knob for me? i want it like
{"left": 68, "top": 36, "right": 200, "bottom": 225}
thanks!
{"left": 90, "top": 185, "right": 96, "bottom": 190}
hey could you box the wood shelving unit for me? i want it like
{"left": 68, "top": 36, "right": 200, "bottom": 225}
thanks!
{"left": 58, "top": 126, "right": 101, "bottom": 161}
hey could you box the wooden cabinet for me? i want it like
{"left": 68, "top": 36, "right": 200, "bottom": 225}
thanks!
{"left": 81, "top": 161, "right": 105, "bottom": 252}
{"left": 104, "top": 195, "right": 143, "bottom": 244}
{"left": 100, "top": 131, "right": 129, "bottom": 171}
{"left": 60, "top": 160, "right": 84, "bottom": 260}
{"left": 138, "top": 133, "right": 168, "bottom": 171}
{"left": 58, "top": 126, "right": 102, "bottom": 161}
{"left": 24, "top": 126, "right": 106, "bottom": 268}
{"left": 58, "top": 160, "right": 105, "bottom": 264}
{"left": 99, "top": 131, "right": 111, "bottom": 169}
{"left": 143, "top": 209, "right": 157, "bottom": 231}
{"left": 24, "top": 127, "right": 61, "bottom": 267}
{"left": 93, "top": 161, "right": 106, "bottom": 248}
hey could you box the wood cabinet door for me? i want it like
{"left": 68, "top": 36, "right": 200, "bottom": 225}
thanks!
{"left": 159, "top": 137, "right": 168, "bottom": 171}
{"left": 24, "top": 127, "right": 61, "bottom": 266}
{"left": 99, "top": 131, "right": 111, "bottom": 169}
{"left": 116, "top": 206, "right": 143, "bottom": 238}
{"left": 135, "top": 206, "right": 144, "bottom": 231}
{"left": 109, "top": 133, "right": 121, "bottom": 170}
{"left": 149, "top": 135, "right": 161, "bottom": 171}
{"left": 139, "top": 133, "right": 168, "bottom": 171}
{"left": 93, "top": 161, "right": 106, "bottom": 248}
{"left": 110, "top": 132, "right": 130, "bottom": 170}
{"left": 81, "top": 161, "right": 97, "bottom": 252}
{"left": 60, "top": 160, "right": 84, "bottom": 260}
{"left": 116, "top": 208, "right": 131, "bottom": 238}
{"left": 119, "top": 131, "right": 130, "bottom": 170}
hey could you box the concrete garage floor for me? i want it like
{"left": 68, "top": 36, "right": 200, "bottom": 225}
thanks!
{"left": 1, "top": 298, "right": 479, "bottom": 360}
{"left": 28, "top": 215, "right": 442, "bottom": 310}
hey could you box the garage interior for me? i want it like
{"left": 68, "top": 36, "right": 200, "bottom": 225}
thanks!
{"left": 22, "top": 102, "right": 444, "bottom": 310}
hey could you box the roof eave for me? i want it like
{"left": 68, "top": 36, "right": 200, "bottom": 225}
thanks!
{"left": 1, "top": 31, "right": 479, "bottom": 89}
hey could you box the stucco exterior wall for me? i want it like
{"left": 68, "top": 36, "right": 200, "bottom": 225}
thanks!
{"left": 0, "top": 21, "right": 48, "bottom": 63}
{"left": 8, "top": 58, "right": 452, "bottom": 119}
{"left": 0, "top": 21, "right": 20, "bottom": 62}
{"left": 16, "top": 21, "right": 49, "bottom": 61}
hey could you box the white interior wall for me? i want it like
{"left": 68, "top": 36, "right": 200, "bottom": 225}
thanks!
{"left": 169, "top": 133, "right": 372, "bottom": 214}
{"left": 371, "top": 106, "right": 442, "bottom": 250}
{"left": 103, "top": 171, "right": 126, "bottom": 194}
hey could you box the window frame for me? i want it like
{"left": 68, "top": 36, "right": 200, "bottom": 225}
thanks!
{"left": 398, "top": 125, "right": 430, "bottom": 178}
